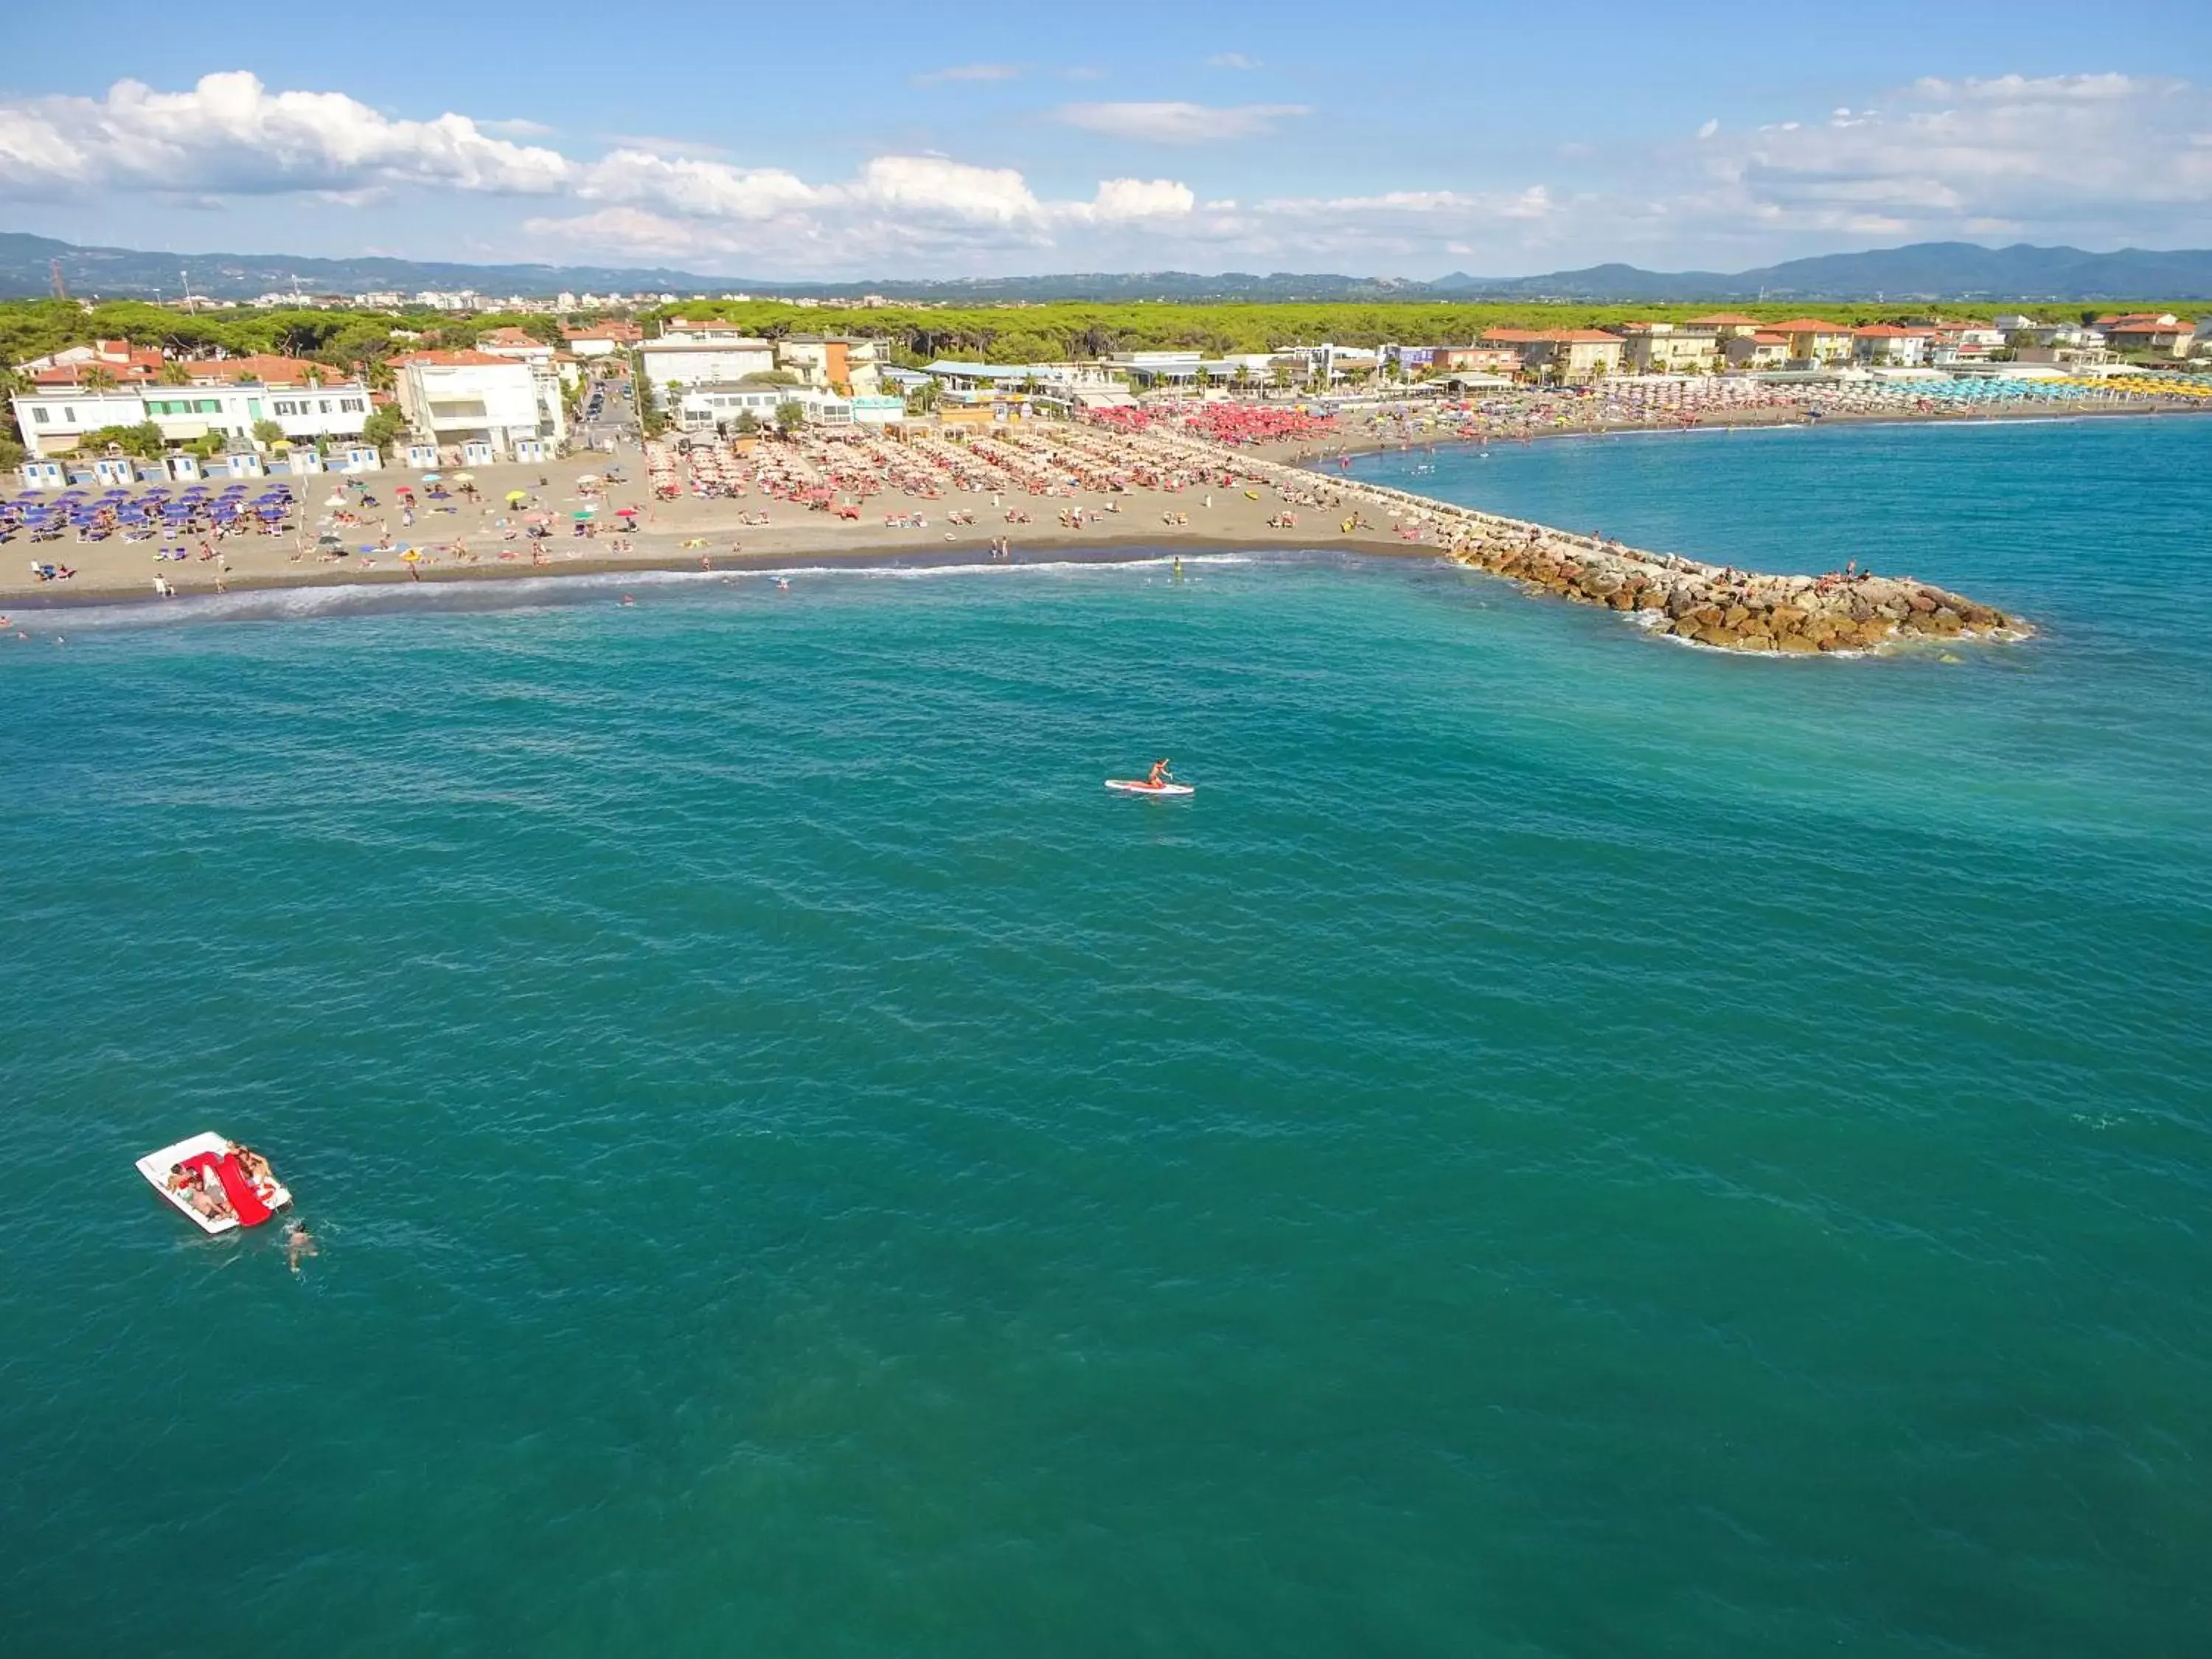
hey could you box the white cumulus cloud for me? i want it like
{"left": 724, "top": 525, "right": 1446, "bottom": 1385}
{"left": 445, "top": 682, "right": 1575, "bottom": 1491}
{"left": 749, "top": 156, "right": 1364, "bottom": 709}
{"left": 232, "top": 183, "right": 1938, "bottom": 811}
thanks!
{"left": 0, "top": 71, "right": 571, "bottom": 198}
{"left": 10, "top": 67, "right": 2212, "bottom": 278}
{"left": 1056, "top": 101, "right": 1309, "bottom": 143}
{"left": 1077, "top": 178, "right": 1198, "bottom": 220}
{"left": 1701, "top": 72, "right": 2212, "bottom": 237}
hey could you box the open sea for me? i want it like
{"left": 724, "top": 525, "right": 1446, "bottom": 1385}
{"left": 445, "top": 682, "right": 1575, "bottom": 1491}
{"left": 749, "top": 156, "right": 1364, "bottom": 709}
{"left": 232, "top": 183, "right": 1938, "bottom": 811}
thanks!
{"left": 4, "top": 414, "right": 2208, "bottom": 1658}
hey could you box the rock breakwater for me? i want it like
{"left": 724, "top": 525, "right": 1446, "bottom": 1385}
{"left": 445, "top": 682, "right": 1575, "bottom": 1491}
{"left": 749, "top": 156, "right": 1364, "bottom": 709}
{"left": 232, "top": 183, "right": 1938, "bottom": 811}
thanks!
{"left": 1203, "top": 438, "right": 2030, "bottom": 655}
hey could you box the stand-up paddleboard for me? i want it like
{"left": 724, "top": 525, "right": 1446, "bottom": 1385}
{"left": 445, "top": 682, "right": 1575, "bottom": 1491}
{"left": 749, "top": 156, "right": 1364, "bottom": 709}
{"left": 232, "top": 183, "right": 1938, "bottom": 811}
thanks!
{"left": 1105, "top": 779, "right": 1194, "bottom": 796}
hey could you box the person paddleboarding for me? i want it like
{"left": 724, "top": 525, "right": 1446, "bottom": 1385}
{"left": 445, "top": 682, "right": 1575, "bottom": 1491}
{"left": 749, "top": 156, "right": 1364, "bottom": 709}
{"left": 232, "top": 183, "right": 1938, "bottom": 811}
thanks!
{"left": 1105, "top": 761, "right": 1193, "bottom": 797}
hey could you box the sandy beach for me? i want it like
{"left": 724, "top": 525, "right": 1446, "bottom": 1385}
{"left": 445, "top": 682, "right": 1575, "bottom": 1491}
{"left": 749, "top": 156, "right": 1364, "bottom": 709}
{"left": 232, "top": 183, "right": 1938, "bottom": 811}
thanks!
{"left": 7, "top": 393, "right": 2204, "bottom": 613}
{"left": 3, "top": 434, "right": 1405, "bottom": 607}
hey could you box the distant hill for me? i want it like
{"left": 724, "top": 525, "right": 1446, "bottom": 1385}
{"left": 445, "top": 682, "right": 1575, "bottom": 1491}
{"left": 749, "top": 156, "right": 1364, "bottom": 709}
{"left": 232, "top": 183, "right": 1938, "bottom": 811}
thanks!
{"left": 4, "top": 231, "right": 2208, "bottom": 305}
{"left": 1444, "top": 243, "right": 2212, "bottom": 302}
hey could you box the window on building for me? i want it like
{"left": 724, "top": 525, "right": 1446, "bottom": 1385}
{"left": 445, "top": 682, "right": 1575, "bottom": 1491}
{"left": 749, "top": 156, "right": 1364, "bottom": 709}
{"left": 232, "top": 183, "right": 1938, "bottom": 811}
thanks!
{"left": 32, "top": 407, "right": 49, "bottom": 423}
{"left": 195, "top": 400, "right": 220, "bottom": 414}
{"left": 341, "top": 398, "right": 364, "bottom": 413}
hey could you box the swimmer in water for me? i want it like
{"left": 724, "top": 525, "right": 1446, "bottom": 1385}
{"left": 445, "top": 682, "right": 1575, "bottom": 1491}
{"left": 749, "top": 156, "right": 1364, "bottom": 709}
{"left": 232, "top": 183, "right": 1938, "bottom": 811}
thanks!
{"left": 775, "top": 577, "right": 790, "bottom": 591}
{"left": 285, "top": 1220, "right": 319, "bottom": 1273}
{"left": 619, "top": 594, "right": 636, "bottom": 606}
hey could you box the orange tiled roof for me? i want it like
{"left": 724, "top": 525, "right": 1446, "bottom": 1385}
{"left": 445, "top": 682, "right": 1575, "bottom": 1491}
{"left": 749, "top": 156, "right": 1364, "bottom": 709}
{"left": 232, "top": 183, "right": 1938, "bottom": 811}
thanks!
{"left": 190, "top": 353, "right": 324, "bottom": 385}
{"left": 29, "top": 364, "right": 154, "bottom": 386}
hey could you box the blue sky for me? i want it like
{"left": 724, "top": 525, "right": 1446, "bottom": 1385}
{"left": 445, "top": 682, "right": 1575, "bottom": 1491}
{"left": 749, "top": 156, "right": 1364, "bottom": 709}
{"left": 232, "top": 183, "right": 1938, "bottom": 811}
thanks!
{"left": 5, "top": 0, "right": 2210, "bottom": 279}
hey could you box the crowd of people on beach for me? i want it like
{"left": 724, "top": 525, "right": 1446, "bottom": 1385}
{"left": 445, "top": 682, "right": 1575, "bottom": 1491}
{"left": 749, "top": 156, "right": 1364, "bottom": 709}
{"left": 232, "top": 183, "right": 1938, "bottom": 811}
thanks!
{"left": 1307, "top": 371, "right": 2202, "bottom": 451}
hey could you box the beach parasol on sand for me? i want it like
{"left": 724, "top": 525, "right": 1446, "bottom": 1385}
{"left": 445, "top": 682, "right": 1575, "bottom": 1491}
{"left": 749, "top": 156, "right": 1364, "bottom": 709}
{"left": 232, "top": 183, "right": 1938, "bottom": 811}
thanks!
{"left": 570, "top": 509, "right": 595, "bottom": 521}
{"left": 400, "top": 549, "right": 422, "bottom": 562}
{"left": 505, "top": 490, "right": 529, "bottom": 504}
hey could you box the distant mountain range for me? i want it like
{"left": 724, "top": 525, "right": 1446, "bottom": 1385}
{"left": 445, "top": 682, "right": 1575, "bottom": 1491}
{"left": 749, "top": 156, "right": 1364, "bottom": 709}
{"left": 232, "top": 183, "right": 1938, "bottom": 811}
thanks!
{"left": 4, "top": 231, "right": 2208, "bottom": 305}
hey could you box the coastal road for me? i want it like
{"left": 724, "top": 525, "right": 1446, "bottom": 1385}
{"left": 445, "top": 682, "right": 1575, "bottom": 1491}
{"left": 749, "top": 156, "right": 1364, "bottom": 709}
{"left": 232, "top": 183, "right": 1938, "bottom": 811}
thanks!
{"left": 579, "top": 371, "right": 639, "bottom": 452}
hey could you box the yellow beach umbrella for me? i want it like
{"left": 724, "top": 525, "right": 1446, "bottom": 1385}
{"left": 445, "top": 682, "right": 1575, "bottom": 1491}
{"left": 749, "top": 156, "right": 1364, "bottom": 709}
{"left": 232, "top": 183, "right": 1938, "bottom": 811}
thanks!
{"left": 506, "top": 489, "right": 529, "bottom": 504}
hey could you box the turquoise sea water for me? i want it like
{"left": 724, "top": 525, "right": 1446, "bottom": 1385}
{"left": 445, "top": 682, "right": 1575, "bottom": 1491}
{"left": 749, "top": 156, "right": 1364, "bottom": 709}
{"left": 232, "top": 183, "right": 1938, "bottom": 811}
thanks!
{"left": 4, "top": 415, "right": 2208, "bottom": 1658}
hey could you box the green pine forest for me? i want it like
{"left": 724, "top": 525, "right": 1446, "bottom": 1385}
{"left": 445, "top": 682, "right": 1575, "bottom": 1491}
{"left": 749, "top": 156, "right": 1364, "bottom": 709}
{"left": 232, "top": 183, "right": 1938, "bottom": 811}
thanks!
{"left": 1, "top": 294, "right": 2194, "bottom": 380}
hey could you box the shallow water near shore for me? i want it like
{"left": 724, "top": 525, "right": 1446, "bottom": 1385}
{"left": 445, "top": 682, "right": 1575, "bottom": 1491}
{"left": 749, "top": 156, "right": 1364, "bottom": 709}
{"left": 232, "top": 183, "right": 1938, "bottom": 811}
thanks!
{"left": 4, "top": 416, "right": 2209, "bottom": 1657}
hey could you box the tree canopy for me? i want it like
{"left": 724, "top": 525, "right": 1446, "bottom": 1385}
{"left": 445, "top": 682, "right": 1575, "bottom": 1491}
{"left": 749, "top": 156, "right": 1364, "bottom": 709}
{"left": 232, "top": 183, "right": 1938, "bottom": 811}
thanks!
{"left": 4, "top": 293, "right": 2202, "bottom": 392}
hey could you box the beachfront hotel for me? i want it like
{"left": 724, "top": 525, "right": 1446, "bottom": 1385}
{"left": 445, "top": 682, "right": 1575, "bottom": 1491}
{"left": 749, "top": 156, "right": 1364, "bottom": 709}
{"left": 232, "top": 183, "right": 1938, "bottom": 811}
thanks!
{"left": 12, "top": 373, "right": 374, "bottom": 458}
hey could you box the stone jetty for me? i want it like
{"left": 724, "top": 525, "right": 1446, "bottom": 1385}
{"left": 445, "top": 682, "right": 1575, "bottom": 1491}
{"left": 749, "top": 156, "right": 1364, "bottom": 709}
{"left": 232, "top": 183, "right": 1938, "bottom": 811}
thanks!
{"left": 1182, "top": 434, "right": 2029, "bottom": 655}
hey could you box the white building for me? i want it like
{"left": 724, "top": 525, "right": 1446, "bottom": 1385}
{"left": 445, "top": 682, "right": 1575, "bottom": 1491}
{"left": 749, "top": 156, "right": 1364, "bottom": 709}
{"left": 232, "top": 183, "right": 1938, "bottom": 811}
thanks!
{"left": 12, "top": 382, "right": 372, "bottom": 458}
{"left": 659, "top": 319, "right": 751, "bottom": 344}
{"left": 674, "top": 386, "right": 847, "bottom": 431}
{"left": 638, "top": 336, "right": 777, "bottom": 391}
{"left": 392, "top": 351, "right": 566, "bottom": 459}
{"left": 1851, "top": 326, "right": 1930, "bottom": 366}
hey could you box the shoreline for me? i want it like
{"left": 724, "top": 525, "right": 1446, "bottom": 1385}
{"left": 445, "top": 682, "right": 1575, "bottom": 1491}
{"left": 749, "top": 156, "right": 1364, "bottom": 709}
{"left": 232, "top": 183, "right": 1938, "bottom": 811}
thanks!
{"left": 0, "top": 536, "right": 1416, "bottom": 614}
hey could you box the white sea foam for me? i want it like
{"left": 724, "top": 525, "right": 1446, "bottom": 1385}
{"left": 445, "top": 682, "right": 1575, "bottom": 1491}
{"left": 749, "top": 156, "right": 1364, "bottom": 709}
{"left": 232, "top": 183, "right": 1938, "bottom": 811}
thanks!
{"left": 5, "top": 552, "right": 1267, "bottom": 635}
